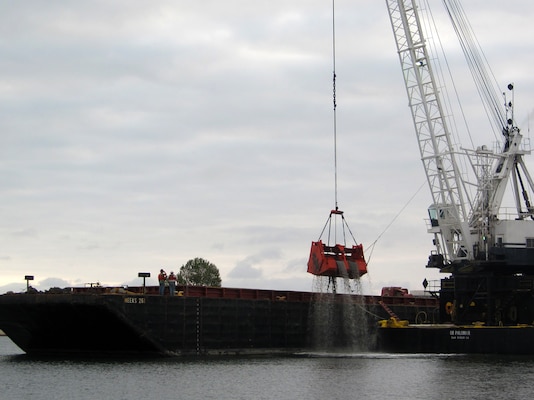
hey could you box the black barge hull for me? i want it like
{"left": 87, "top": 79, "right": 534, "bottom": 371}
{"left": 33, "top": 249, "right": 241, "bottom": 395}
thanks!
{"left": 0, "top": 286, "right": 437, "bottom": 356}
{"left": 377, "top": 325, "right": 534, "bottom": 354}
{"left": 0, "top": 293, "right": 308, "bottom": 356}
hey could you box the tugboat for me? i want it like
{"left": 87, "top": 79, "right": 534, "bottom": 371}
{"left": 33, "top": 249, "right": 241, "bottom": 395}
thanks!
{"left": 379, "top": 0, "right": 534, "bottom": 353}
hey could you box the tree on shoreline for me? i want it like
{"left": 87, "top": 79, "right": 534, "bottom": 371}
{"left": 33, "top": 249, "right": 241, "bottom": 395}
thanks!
{"left": 177, "top": 258, "right": 222, "bottom": 287}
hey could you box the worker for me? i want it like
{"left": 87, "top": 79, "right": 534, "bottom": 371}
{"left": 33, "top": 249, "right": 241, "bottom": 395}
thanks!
{"left": 168, "top": 271, "right": 177, "bottom": 296}
{"left": 158, "top": 269, "right": 167, "bottom": 295}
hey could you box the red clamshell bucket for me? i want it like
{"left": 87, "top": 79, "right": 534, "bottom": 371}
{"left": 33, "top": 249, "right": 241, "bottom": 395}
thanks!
{"left": 307, "top": 240, "right": 367, "bottom": 278}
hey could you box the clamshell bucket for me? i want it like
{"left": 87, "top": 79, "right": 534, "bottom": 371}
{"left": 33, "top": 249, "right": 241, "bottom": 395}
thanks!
{"left": 307, "top": 240, "right": 367, "bottom": 278}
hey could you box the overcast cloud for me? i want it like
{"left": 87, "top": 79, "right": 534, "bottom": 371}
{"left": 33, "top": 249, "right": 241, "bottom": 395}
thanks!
{"left": 1, "top": 1, "right": 533, "bottom": 294}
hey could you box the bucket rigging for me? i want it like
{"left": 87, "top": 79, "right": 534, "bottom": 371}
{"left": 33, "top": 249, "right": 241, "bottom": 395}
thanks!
{"left": 307, "top": 209, "right": 367, "bottom": 280}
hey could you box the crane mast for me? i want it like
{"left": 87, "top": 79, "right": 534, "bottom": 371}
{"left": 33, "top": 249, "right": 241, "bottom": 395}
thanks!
{"left": 385, "top": 0, "right": 472, "bottom": 265}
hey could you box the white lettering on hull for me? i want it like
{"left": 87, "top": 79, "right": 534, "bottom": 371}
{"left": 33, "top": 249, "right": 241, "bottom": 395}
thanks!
{"left": 124, "top": 297, "right": 146, "bottom": 304}
{"left": 449, "top": 330, "right": 471, "bottom": 340}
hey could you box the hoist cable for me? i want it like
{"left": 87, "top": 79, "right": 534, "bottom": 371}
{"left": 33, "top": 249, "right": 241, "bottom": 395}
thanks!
{"left": 365, "top": 180, "right": 427, "bottom": 263}
{"left": 332, "top": 0, "right": 338, "bottom": 212}
{"left": 442, "top": 0, "right": 507, "bottom": 137}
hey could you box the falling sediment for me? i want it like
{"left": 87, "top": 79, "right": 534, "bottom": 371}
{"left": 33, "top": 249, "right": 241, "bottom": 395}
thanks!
{"left": 309, "top": 276, "right": 371, "bottom": 352}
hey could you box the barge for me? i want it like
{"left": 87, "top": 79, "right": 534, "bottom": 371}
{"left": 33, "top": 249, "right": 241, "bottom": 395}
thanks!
{"left": 0, "top": 284, "right": 436, "bottom": 356}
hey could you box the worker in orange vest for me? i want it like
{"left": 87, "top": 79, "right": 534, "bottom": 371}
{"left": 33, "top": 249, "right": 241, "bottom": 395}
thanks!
{"left": 168, "top": 271, "right": 177, "bottom": 296}
{"left": 158, "top": 269, "right": 167, "bottom": 295}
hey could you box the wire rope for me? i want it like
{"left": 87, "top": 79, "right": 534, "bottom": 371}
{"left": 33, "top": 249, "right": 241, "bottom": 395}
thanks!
{"left": 332, "top": 0, "right": 338, "bottom": 212}
{"left": 365, "top": 180, "right": 427, "bottom": 264}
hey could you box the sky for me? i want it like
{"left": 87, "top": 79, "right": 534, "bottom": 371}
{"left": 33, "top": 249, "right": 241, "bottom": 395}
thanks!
{"left": 1, "top": 0, "right": 534, "bottom": 295}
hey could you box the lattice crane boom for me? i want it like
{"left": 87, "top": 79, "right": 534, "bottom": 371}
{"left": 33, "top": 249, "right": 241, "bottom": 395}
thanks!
{"left": 386, "top": 0, "right": 472, "bottom": 263}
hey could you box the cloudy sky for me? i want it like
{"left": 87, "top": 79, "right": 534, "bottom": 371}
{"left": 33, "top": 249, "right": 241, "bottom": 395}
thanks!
{"left": 1, "top": 0, "right": 533, "bottom": 294}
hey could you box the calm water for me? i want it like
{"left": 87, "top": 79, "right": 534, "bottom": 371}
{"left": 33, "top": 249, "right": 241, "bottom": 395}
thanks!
{"left": 1, "top": 336, "right": 534, "bottom": 400}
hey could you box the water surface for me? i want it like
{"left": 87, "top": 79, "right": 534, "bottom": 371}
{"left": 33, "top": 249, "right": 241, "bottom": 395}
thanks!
{"left": 1, "top": 336, "right": 532, "bottom": 400}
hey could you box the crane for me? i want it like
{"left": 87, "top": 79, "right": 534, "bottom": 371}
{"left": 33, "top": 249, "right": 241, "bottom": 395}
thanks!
{"left": 385, "top": 0, "right": 534, "bottom": 326}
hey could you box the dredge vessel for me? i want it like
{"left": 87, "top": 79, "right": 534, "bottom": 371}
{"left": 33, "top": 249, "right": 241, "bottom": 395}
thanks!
{"left": 377, "top": 0, "right": 534, "bottom": 353}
